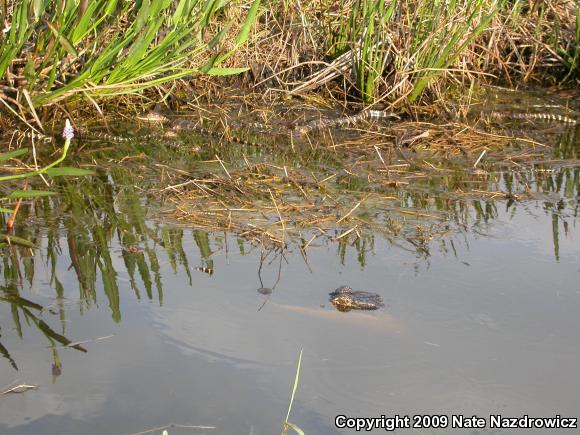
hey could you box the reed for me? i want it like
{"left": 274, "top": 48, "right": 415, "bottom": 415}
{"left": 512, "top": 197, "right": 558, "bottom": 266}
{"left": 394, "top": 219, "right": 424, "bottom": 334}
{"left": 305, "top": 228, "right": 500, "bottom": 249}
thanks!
{"left": 351, "top": 0, "right": 398, "bottom": 103}
{"left": 405, "top": 0, "right": 505, "bottom": 102}
{"left": 322, "top": 0, "right": 503, "bottom": 103}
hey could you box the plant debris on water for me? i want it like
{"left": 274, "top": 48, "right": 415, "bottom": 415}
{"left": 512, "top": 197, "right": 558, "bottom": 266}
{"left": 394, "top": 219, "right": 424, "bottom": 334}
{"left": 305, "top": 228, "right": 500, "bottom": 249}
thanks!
{"left": 46, "top": 87, "right": 572, "bottom": 253}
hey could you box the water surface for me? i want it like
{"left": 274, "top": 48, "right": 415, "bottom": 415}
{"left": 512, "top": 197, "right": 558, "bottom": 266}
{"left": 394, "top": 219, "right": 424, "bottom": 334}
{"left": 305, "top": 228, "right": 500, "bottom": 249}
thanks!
{"left": 0, "top": 107, "right": 579, "bottom": 435}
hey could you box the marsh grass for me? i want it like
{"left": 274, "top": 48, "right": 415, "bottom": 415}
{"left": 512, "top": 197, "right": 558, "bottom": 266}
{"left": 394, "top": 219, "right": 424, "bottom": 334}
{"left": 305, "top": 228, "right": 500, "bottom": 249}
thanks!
{"left": 405, "top": 0, "right": 505, "bottom": 102}
{"left": 349, "top": 0, "right": 398, "bottom": 103}
{"left": 0, "top": 0, "right": 260, "bottom": 124}
{"left": 272, "top": 0, "right": 577, "bottom": 105}
{"left": 0, "top": 0, "right": 577, "bottom": 128}
{"left": 320, "top": 0, "right": 503, "bottom": 104}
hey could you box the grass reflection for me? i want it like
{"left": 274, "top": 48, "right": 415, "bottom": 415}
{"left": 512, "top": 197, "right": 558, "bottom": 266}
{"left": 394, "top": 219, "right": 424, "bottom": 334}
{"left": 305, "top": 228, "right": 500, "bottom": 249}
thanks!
{"left": 0, "top": 130, "right": 578, "bottom": 370}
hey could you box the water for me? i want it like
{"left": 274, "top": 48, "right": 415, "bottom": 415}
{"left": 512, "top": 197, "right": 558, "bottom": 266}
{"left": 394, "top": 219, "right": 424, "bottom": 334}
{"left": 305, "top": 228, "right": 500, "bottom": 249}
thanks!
{"left": 0, "top": 107, "right": 579, "bottom": 435}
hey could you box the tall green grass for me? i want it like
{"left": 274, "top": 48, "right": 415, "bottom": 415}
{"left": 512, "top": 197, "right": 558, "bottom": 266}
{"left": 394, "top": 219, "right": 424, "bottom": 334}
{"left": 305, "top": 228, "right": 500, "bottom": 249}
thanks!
{"left": 0, "top": 0, "right": 260, "bottom": 121}
{"left": 351, "top": 0, "right": 398, "bottom": 103}
{"left": 325, "top": 0, "right": 504, "bottom": 104}
{"left": 406, "top": 0, "right": 504, "bottom": 102}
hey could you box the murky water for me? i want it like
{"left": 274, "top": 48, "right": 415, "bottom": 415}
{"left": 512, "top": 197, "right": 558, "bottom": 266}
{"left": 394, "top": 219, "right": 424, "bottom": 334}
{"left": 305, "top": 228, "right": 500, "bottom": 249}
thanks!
{"left": 1, "top": 105, "right": 579, "bottom": 435}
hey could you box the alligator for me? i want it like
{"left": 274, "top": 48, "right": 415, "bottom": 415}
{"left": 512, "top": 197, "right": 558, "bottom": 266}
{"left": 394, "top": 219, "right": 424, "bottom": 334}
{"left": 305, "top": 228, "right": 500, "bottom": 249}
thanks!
{"left": 488, "top": 111, "right": 577, "bottom": 125}
{"left": 329, "top": 286, "right": 385, "bottom": 312}
{"left": 292, "top": 110, "right": 400, "bottom": 137}
{"left": 2, "top": 108, "right": 577, "bottom": 147}
{"left": 134, "top": 109, "right": 401, "bottom": 142}
{"left": 2, "top": 110, "right": 399, "bottom": 148}
{"left": 120, "top": 108, "right": 579, "bottom": 144}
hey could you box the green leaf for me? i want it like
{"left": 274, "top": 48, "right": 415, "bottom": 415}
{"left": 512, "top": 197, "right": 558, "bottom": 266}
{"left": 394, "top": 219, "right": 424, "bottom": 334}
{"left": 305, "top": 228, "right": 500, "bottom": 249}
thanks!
{"left": 214, "top": 0, "right": 261, "bottom": 64}
{"left": 32, "top": 0, "right": 46, "bottom": 21}
{"left": 0, "top": 148, "right": 28, "bottom": 162}
{"left": 235, "top": 0, "right": 261, "bottom": 47}
{"left": 0, "top": 207, "right": 14, "bottom": 213}
{"left": 8, "top": 190, "right": 57, "bottom": 199}
{"left": 105, "top": 0, "right": 120, "bottom": 15}
{"left": 45, "top": 167, "right": 95, "bottom": 177}
{"left": 17, "top": 2, "right": 29, "bottom": 43}
{"left": 135, "top": 0, "right": 152, "bottom": 31}
{"left": 206, "top": 67, "right": 250, "bottom": 76}
{"left": 44, "top": 20, "right": 79, "bottom": 57}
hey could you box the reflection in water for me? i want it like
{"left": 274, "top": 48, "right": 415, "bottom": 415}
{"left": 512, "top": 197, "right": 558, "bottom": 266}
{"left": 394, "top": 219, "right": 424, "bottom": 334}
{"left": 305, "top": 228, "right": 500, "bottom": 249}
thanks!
{"left": 0, "top": 149, "right": 578, "bottom": 369}
{"left": 0, "top": 284, "right": 86, "bottom": 373}
{"left": 256, "top": 249, "right": 282, "bottom": 311}
{"left": 0, "top": 123, "right": 578, "bottom": 434}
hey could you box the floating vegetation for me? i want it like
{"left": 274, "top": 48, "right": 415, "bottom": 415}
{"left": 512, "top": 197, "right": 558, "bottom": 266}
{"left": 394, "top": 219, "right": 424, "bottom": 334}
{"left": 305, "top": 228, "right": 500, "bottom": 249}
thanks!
{"left": 117, "top": 91, "right": 577, "bottom": 250}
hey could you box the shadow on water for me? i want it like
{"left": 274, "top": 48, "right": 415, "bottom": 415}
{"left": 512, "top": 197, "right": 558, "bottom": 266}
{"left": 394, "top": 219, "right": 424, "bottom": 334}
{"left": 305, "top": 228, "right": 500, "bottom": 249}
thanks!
{"left": 0, "top": 109, "right": 578, "bottom": 434}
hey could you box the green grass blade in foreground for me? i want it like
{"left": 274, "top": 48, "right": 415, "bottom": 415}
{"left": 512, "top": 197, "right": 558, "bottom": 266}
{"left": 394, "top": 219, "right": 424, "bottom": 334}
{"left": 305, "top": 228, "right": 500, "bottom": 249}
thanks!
{"left": 282, "top": 349, "right": 305, "bottom": 435}
{"left": 5, "top": 0, "right": 260, "bottom": 112}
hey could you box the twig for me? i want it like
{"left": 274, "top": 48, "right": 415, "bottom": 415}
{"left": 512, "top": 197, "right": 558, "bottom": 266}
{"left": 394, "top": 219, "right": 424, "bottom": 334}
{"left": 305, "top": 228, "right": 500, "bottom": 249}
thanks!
{"left": 1, "top": 383, "right": 39, "bottom": 395}
{"left": 131, "top": 423, "right": 216, "bottom": 435}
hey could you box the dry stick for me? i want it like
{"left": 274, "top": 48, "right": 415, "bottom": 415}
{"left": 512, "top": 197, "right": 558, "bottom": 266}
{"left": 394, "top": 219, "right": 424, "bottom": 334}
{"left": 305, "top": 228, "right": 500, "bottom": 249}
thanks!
{"left": 6, "top": 197, "right": 22, "bottom": 231}
{"left": 337, "top": 202, "right": 361, "bottom": 224}
{"left": 289, "top": 51, "right": 353, "bottom": 94}
{"left": 58, "top": 334, "right": 115, "bottom": 348}
{"left": 473, "top": 150, "right": 487, "bottom": 168}
{"left": 19, "top": 91, "right": 43, "bottom": 132}
{"left": 1, "top": 383, "right": 39, "bottom": 395}
{"left": 299, "top": 244, "right": 313, "bottom": 274}
{"left": 6, "top": 179, "right": 27, "bottom": 231}
{"left": 335, "top": 225, "right": 357, "bottom": 240}
{"left": 374, "top": 145, "right": 388, "bottom": 171}
{"left": 268, "top": 189, "right": 286, "bottom": 245}
{"left": 215, "top": 155, "right": 231, "bottom": 179}
{"left": 302, "top": 234, "right": 317, "bottom": 251}
{"left": 253, "top": 59, "right": 331, "bottom": 89}
{"left": 131, "top": 423, "right": 216, "bottom": 435}
{"left": 319, "top": 173, "right": 336, "bottom": 184}
{"left": 162, "top": 179, "right": 196, "bottom": 191}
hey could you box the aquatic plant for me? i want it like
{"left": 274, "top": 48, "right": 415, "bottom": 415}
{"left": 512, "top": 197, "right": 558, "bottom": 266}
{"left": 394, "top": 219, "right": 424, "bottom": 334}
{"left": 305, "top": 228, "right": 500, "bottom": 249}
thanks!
{"left": 0, "top": 121, "right": 91, "bottom": 183}
{"left": 351, "top": 0, "right": 398, "bottom": 103}
{"left": 405, "top": 0, "right": 505, "bottom": 102}
{"left": 0, "top": 120, "right": 95, "bottom": 247}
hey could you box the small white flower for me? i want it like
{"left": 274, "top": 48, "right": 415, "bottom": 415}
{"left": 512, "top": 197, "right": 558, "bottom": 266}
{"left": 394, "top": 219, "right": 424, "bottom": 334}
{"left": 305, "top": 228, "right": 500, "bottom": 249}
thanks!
{"left": 62, "top": 119, "right": 74, "bottom": 140}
